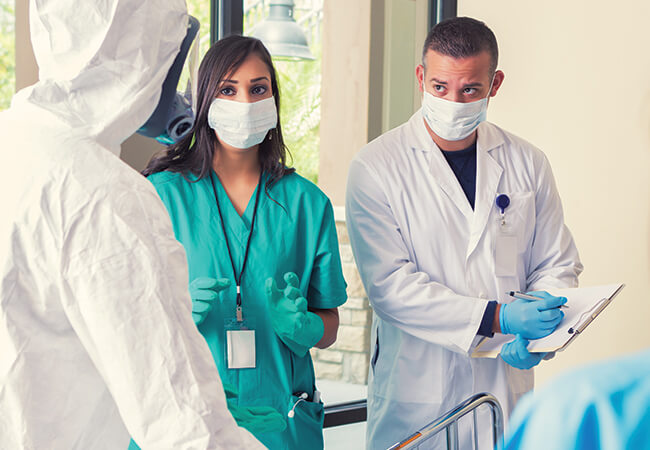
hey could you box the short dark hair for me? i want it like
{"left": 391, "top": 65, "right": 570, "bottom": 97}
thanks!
{"left": 422, "top": 17, "right": 498, "bottom": 74}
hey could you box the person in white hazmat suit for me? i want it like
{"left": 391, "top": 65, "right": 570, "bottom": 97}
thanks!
{"left": 0, "top": 0, "right": 266, "bottom": 448}
{"left": 345, "top": 17, "right": 583, "bottom": 449}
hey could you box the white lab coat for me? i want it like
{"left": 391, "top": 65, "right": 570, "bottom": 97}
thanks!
{"left": 346, "top": 110, "right": 582, "bottom": 449}
{"left": 0, "top": 0, "right": 262, "bottom": 449}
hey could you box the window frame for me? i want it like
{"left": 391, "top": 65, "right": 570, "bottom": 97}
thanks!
{"left": 211, "top": 0, "right": 244, "bottom": 43}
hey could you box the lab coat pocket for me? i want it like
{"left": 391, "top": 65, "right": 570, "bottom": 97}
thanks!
{"left": 493, "top": 191, "right": 535, "bottom": 279}
{"left": 286, "top": 395, "right": 324, "bottom": 449}
{"left": 500, "top": 191, "right": 535, "bottom": 250}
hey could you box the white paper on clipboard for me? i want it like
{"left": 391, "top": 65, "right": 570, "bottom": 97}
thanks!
{"left": 472, "top": 283, "right": 625, "bottom": 358}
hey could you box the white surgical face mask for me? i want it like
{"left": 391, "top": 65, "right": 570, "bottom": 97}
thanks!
{"left": 422, "top": 74, "right": 495, "bottom": 141}
{"left": 207, "top": 96, "right": 278, "bottom": 149}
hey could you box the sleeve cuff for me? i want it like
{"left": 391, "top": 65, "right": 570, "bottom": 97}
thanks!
{"left": 477, "top": 300, "right": 497, "bottom": 337}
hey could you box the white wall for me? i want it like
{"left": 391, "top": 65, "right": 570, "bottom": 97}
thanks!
{"left": 121, "top": 133, "right": 165, "bottom": 172}
{"left": 459, "top": 1, "right": 650, "bottom": 386}
{"left": 319, "top": 0, "right": 384, "bottom": 205}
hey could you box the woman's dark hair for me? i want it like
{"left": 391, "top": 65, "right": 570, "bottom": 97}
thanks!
{"left": 142, "top": 35, "right": 294, "bottom": 187}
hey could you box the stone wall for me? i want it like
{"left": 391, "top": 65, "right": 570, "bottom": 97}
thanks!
{"left": 310, "top": 218, "right": 372, "bottom": 384}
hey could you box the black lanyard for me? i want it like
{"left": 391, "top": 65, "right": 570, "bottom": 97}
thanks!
{"left": 209, "top": 172, "right": 262, "bottom": 322}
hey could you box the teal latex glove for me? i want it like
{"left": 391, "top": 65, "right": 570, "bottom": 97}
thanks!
{"left": 500, "top": 291, "right": 566, "bottom": 339}
{"left": 189, "top": 277, "right": 231, "bottom": 325}
{"left": 222, "top": 383, "right": 287, "bottom": 434}
{"left": 265, "top": 272, "right": 324, "bottom": 357}
{"left": 500, "top": 335, "right": 547, "bottom": 370}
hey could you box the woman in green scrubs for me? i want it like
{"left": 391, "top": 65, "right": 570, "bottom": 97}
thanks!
{"left": 139, "top": 35, "right": 347, "bottom": 449}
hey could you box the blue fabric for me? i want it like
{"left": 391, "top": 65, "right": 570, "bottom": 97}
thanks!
{"left": 503, "top": 349, "right": 650, "bottom": 449}
{"left": 441, "top": 142, "right": 477, "bottom": 209}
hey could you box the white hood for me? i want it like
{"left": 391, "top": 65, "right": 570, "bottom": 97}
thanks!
{"left": 12, "top": 0, "right": 188, "bottom": 155}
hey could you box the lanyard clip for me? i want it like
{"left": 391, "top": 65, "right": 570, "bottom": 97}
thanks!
{"left": 496, "top": 194, "right": 510, "bottom": 227}
{"left": 236, "top": 285, "right": 243, "bottom": 322}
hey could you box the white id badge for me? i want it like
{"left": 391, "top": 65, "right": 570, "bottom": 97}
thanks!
{"left": 495, "top": 221, "right": 518, "bottom": 277}
{"left": 225, "top": 318, "right": 256, "bottom": 369}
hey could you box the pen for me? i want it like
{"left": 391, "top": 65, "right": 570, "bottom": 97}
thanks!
{"left": 507, "top": 291, "right": 569, "bottom": 309}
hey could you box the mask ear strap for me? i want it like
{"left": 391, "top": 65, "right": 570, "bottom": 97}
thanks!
{"left": 486, "top": 71, "right": 497, "bottom": 99}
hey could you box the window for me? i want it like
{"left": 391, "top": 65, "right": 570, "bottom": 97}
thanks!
{"left": 244, "top": 0, "right": 322, "bottom": 184}
{"left": 0, "top": 0, "right": 15, "bottom": 111}
{"left": 182, "top": 1, "right": 213, "bottom": 89}
{"left": 186, "top": 1, "right": 212, "bottom": 57}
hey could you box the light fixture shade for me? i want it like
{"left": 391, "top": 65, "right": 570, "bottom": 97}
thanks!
{"left": 252, "top": 0, "right": 315, "bottom": 61}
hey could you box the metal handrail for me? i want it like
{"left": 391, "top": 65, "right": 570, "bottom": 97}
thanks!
{"left": 388, "top": 392, "right": 504, "bottom": 450}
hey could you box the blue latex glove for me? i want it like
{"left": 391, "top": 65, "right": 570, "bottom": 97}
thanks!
{"left": 265, "top": 272, "right": 324, "bottom": 357}
{"left": 189, "top": 277, "right": 231, "bottom": 325}
{"left": 500, "top": 335, "right": 547, "bottom": 370}
{"left": 500, "top": 291, "right": 566, "bottom": 339}
{"left": 222, "top": 383, "right": 287, "bottom": 434}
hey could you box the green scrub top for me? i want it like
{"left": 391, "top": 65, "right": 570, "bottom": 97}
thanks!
{"left": 148, "top": 170, "right": 347, "bottom": 450}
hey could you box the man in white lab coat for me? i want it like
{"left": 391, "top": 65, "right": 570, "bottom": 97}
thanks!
{"left": 346, "top": 17, "right": 583, "bottom": 449}
{"left": 0, "top": 0, "right": 265, "bottom": 448}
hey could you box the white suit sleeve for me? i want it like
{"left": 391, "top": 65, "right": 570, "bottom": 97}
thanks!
{"left": 526, "top": 154, "right": 583, "bottom": 290}
{"left": 60, "top": 187, "right": 263, "bottom": 449}
{"left": 345, "top": 159, "right": 488, "bottom": 354}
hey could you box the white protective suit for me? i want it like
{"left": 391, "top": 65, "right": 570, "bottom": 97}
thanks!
{"left": 346, "top": 110, "right": 583, "bottom": 449}
{"left": 0, "top": 1, "right": 262, "bottom": 449}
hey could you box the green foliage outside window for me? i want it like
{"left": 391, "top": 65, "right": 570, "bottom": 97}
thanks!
{"left": 186, "top": 0, "right": 212, "bottom": 58}
{"left": 257, "top": 0, "right": 322, "bottom": 184}
{"left": 0, "top": 0, "right": 15, "bottom": 111}
{"left": 274, "top": 52, "right": 321, "bottom": 184}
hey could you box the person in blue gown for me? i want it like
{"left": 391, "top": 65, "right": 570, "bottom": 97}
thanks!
{"left": 503, "top": 349, "right": 650, "bottom": 449}
{"left": 131, "top": 35, "right": 347, "bottom": 450}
